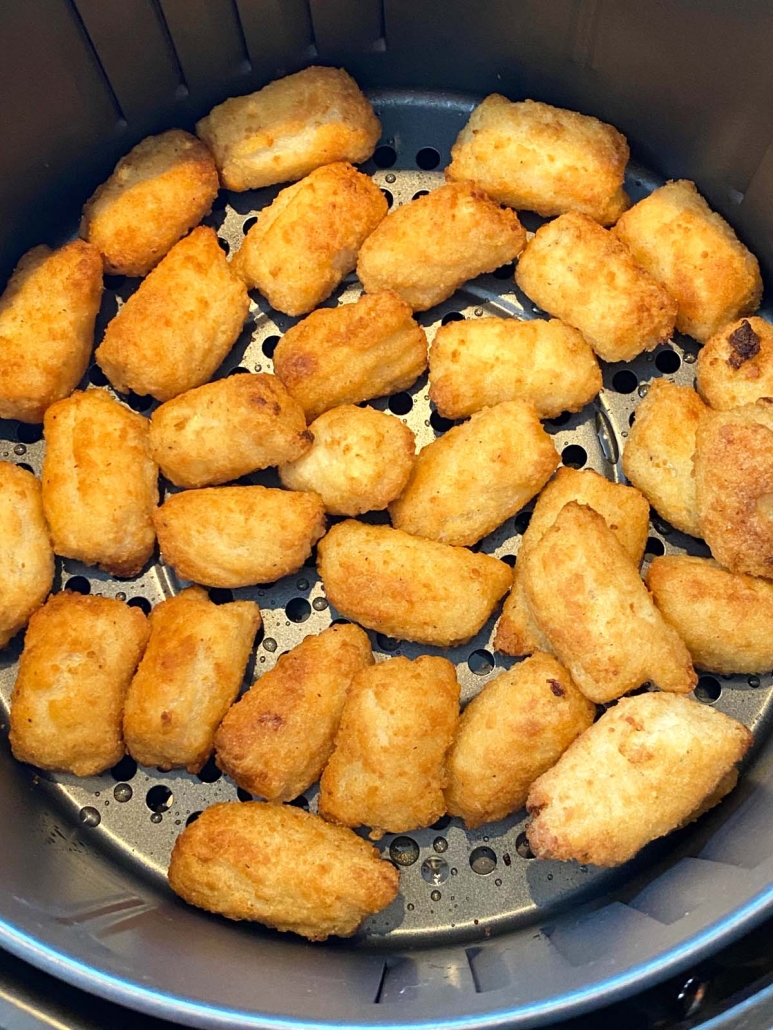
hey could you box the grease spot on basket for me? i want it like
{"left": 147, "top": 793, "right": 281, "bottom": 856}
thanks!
{"left": 79, "top": 806, "right": 101, "bottom": 827}
{"left": 390, "top": 836, "right": 419, "bottom": 866}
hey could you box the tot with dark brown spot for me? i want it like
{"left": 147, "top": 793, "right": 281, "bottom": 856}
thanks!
{"left": 215, "top": 623, "right": 373, "bottom": 802}
{"left": 697, "top": 317, "right": 773, "bottom": 410}
{"left": 168, "top": 801, "right": 399, "bottom": 940}
{"left": 319, "top": 656, "right": 459, "bottom": 837}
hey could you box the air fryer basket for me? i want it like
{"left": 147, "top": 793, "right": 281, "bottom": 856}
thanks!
{"left": 3, "top": 3, "right": 773, "bottom": 1028}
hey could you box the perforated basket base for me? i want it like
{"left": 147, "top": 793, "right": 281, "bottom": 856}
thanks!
{"left": 1, "top": 89, "right": 772, "bottom": 951}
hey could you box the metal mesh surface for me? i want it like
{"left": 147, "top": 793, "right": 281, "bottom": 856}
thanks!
{"left": 1, "top": 91, "right": 771, "bottom": 949}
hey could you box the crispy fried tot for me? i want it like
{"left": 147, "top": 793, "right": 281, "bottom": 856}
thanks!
{"left": 95, "top": 227, "right": 249, "bottom": 401}
{"left": 694, "top": 401, "right": 773, "bottom": 577}
{"left": 428, "top": 316, "right": 601, "bottom": 420}
{"left": 319, "top": 656, "right": 459, "bottom": 836}
{"left": 515, "top": 211, "right": 677, "bottom": 362}
{"left": 168, "top": 801, "right": 398, "bottom": 940}
{"left": 495, "top": 468, "right": 649, "bottom": 656}
{"left": 280, "top": 405, "right": 415, "bottom": 515}
{"left": 124, "top": 587, "right": 260, "bottom": 773}
{"left": 613, "top": 180, "right": 762, "bottom": 343}
{"left": 317, "top": 520, "right": 512, "bottom": 646}
{"left": 446, "top": 95, "right": 629, "bottom": 224}
{"left": 215, "top": 623, "right": 373, "bottom": 801}
{"left": 154, "top": 485, "right": 325, "bottom": 588}
{"left": 231, "top": 162, "right": 386, "bottom": 316}
{"left": 697, "top": 317, "right": 773, "bottom": 410}
{"left": 273, "top": 291, "right": 427, "bottom": 420}
{"left": 357, "top": 182, "right": 526, "bottom": 311}
{"left": 81, "top": 130, "right": 219, "bottom": 276}
{"left": 647, "top": 555, "right": 773, "bottom": 674}
{"left": 445, "top": 653, "right": 595, "bottom": 829}
{"left": 622, "top": 380, "right": 707, "bottom": 537}
{"left": 389, "top": 401, "right": 558, "bottom": 546}
{"left": 149, "top": 373, "right": 311, "bottom": 488}
{"left": 196, "top": 66, "right": 381, "bottom": 192}
{"left": 527, "top": 693, "right": 752, "bottom": 866}
{"left": 521, "top": 502, "right": 696, "bottom": 701}
{"left": 0, "top": 464, "right": 54, "bottom": 648}
{"left": 0, "top": 241, "right": 103, "bottom": 423}
{"left": 9, "top": 593, "right": 148, "bottom": 776}
{"left": 41, "top": 390, "right": 158, "bottom": 577}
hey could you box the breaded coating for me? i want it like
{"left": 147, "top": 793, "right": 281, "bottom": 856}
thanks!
{"left": 0, "top": 241, "right": 103, "bottom": 423}
{"left": 9, "top": 593, "right": 149, "bottom": 776}
{"left": 318, "top": 520, "right": 512, "bottom": 646}
{"left": 521, "top": 502, "right": 696, "bottom": 702}
{"left": 231, "top": 162, "right": 386, "bottom": 316}
{"left": 149, "top": 373, "right": 311, "bottom": 489}
{"left": 697, "top": 317, "right": 773, "bottom": 410}
{"left": 694, "top": 401, "right": 773, "bottom": 578}
{"left": 124, "top": 587, "right": 260, "bottom": 773}
{"left": 495, "top": 468, "right": 649, "bottom": 657}
{"left": 319, "top": 656, "right": 459, "bottom": 836}
{"left": 279, "top": 405, "right": 415, "bottom": 515}
{"left": 446, "top": 96, "right": 629, "bottom": 225}
{"left": 613, "top": 180, "right": 762, "bottom": 343}
{"left": 389, "top": 401, "right": 558, "bottom": 546}
{"left": 428, "top": 316, "right": 601, "bottom": 420}
{"left": 273, "top": 291, "right": 427, "bottom": 420}
{"left": 41, "top": 390, "right": 158, "bottom": 577}
{"left": 0, "top": 464, "right": 54, "bottom": 648}
{"left": 81, "top": 130, "right": 219, "bottom": 276}
{"left": 515, "top": 211, "right": 677, "bottom": 362}
{"left": 445, "top": 653, "right": 595, "bottom": 828}
{"left": 622, "top": 380, "right": 707, "bottom": 537}
{"left": 357, "top": 182, "right": 527, "bottom": 311}
{"left": 196, "top": 66, "right": 381, "bottom": 192}
{"left": 154, "top": 485, "right": 325, "bottom": 588}
{"left": 95, "top": 227, "right": 249, "bottom": 402}
{"left": 215, "top": 624, "right": 373, "bottom": 801}
{"left": 526, "top": 693, "right": 752, "bottom": 866}
{"left": 647, "top": 555, "right": 773, "bottom": 674}
{"left": 168, "top": 801, "right": 398, "bottom": 940}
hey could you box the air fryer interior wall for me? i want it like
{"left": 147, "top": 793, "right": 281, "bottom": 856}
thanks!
{"left": 3, "top": 3, "right": 773, "bottom": 1029}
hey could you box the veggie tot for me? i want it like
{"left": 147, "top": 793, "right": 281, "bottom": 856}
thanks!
{"left": 319, "top": 656, "right": 459, "bottom": 836}
{"left": 697, "top": 317, "right": 773, "bottom": 410}
{"left": 215, "top": 623, "right": 373, "bottom": 802}
{"left": 694, "top": 401, "right": 773, "bottom": 579}
{"left": 149, "top": 373, "right": 311, "bottom": 488}
{"left": 445, "top": 653, "right": 595, "bottom": 828}
{"left": 41, "top": 390, "right": 158, "bottom": 578}
{"left": 196, "top": 66, "right": 380, "bottom": 192}
{"left": 317, "top": 520, "right": 512, "bottom": 647}
{"left": 356, "top": 182, "right": 527, "bottom": 311}
{"left": 123, "top": 587, "right": 261, "bottom": 773}
{"left": 613, "top": 180, "right": 762, "bottom": 343}
{"left": 9, "top": 593, "right": 149, "bottom": 776}
{"left": 0, "top": 241, "right": 103, "bottom": 423}
{"left": 0, "top": 464, "right": 54, "bottom": 648}
{"left": 495, "top": 468, "right": 649, "bottom": 657}
{"left": 622, "top": 380, "right": 707, "bottom": 537}
{"left": 446, "top": 95, "right": 629, "bottom": 224}
{"left": 527, "top": 693, "right": 752, "bottom": 867}
{"left": 231, "top": 162, "right": 387, "bottom": 316}
{"left": 168, "top": 801, "right": 399, "bottom": 941}
{"left": 515, "top": 212, "right": 677, "bottom": 362}
{"left": 279, "top": 405, "right": 415, "bottom": 516}
{"left": 81, "top": 129, "right": 219, "bottom": 276}
{"left": 647, "top": 555, "right": 773, "bottom": 674}
{"left": 520, "top": 502, "right": 696, "bottom": 702}
{"left": 95, "top": 227, "right": 249, "bottom": 402}
{"left": 389, "top": 401, "right": 558, "bottom": 546}
{"left": 154, "top": 485, "right": 326, "bottom": 588}
{"left": 428, "top": 316, "right": 601, "bottom": 420}
{"left": 273, "top": 291, "right": 427, "bottom": 420}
